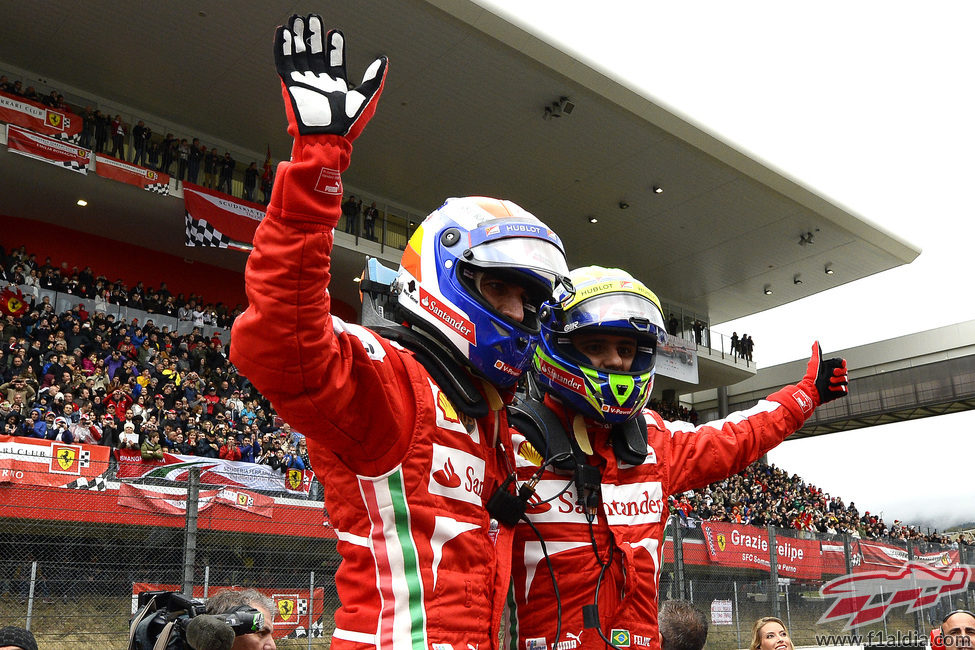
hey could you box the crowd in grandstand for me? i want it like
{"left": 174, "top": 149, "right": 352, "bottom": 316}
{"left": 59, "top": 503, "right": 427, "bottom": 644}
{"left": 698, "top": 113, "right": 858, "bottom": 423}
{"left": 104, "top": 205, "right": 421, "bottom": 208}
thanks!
{"left": 1, "top": 242, "right": 965, "bottom": 545}
{"left": 0, "top": 244, "right": 307, "bottom": 475}
{"left": 672, "top": 461, "right": 968, "bottom": 546}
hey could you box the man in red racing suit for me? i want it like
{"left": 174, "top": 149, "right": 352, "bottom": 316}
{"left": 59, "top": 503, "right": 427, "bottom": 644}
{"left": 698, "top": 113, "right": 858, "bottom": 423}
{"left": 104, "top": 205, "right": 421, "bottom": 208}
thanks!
{"left": 505, "top": 267, "right": 848, "bottom": 650}
{"left": 231, "top": 14, "right": 570, "bottom": 650}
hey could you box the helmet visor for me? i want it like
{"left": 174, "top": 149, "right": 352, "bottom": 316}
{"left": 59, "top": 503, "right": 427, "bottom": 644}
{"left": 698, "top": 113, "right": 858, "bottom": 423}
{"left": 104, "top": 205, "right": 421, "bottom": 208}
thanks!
{"left": 563, "top": 293, "right": 666, "bottom": 335}
{"left": 466, "top": 236, "right": 569, "bottom": 289}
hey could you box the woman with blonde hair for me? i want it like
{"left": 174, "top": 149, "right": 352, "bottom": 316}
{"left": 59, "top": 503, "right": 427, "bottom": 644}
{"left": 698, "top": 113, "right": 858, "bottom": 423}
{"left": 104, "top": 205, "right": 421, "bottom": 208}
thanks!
{"left": 750, "top": 616, "right": 793, "bottom": 650}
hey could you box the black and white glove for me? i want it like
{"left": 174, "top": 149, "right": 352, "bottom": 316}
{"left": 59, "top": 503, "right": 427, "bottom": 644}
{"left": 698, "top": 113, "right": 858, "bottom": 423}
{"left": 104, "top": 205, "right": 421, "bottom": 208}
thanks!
{"left": 274, "top": 14, "right": 387, "bottom": 143}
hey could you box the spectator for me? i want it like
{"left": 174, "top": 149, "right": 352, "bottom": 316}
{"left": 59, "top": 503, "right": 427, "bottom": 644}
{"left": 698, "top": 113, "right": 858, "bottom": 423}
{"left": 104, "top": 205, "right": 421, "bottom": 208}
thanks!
{"left": 187, "top": 138, "right": 204, "bottom": 184}
{"left": 159, "top": 133, "right": 176, "bottom": 175}
{"left": 109, "top": 114, "right": 126, "bottom": 159}
{"left": 93, "top": 110, "right": 109, "bottom": 153}
{"left": 750, "top": 617, "right": 793, "bottom": 650}
{"left": 176, "top": 138, "right": 190, "bottom": 186}
{"left": 119, "top": 421, "right": 139, "bottom": 450}
{"left": 659, "top": 600, "right": 709, "bottom": 650}
{"left": 140, "top": 430, "right": 164, "bottom": 462}
{"left": 203, "top": 147, "right": 219, "bottom": 189}
{"left": 219, "top": 434, "right": 241, "bottom": 461}
{"left": 217, "top": 151, "right": 236, "bottom": 195}
{"left": 243, "top": 162, "right": 259, "bottom": 201}
{"left": 197, "top": 428, "right": 220, "bottom": 458}
{"left": 341, "top": 194, "right": 360, "bottom": 234}
{"left": 131, "top": 120, "right": 151, "bottom": 167}
{"left": 363, "top": 201, "right": 378, "bottom": 240}
{"left": 0, "top": 625, "right": 38, "bottom": 650}
{"left": 79, "top": 106, "right": 95, "bottom": 149}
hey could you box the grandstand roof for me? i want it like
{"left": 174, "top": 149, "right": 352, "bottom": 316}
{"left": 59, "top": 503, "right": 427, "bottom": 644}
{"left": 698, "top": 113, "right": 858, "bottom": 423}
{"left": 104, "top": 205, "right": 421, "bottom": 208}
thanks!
{"left": 0, "top": 0, "right": 919, "bottom": 325}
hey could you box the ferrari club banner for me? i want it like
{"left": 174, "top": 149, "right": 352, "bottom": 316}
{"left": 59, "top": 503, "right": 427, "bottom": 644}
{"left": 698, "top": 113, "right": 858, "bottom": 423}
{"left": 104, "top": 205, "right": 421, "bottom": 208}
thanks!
{"left": 183, "top": 182, "right": 265, "bottom": 251}
{"left": 6, "top": 124, "right": 90, "bottom": 174}
{"left": 0, "top": 435, "right": 111, "bottom": 488}
{"left": 132, "top": 584, "right": 327, "bottom": 640}
{"left": 95, "top": 154, "right": 170, "bottom": 195}
{"left": 0, "top": 90, "right": 81, "bottom": 140}
{"left": 115, "top": 449, "right": 312, "bottom": 494}
{"left": 701, "top": 521, "right": 823, "bottom": 580}
{"left": 117, "top": 482, "right": 273, "bottom": 518}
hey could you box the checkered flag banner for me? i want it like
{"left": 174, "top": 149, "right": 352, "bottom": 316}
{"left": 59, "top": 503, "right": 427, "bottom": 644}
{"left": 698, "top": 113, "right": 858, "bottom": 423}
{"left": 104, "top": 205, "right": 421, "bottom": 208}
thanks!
{"left": 64, "top": 475, "right": 108, "bottom": 491}
{"left": 57, "top": 132, "right": 81, "bottom": 144}
{"left": 184, "top": 213, "right": 253, "bottom": 252}
{"left": 145, "top": 182, "right": 170, "bottom": 195}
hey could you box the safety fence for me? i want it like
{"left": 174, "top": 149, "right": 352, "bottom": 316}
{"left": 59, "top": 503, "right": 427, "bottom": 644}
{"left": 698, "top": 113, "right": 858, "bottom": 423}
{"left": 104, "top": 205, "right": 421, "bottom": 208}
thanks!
{"left": 1, "top": 437, "right": 972, "bottom": 648}
{"left": 662, "top": 519, "right": 975, "bottom": 647}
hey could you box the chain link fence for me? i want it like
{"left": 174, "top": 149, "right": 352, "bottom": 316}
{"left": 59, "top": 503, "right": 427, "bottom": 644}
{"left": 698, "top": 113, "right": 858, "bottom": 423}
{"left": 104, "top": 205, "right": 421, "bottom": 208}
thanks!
{"left": 662, "top": 519, "right": 975, "bottom": 647}
{"left": 0, "top": 457, "right": 340, "bottom": 649}
{"left": 2, "top": 444, "right": 973, "bottom": 649}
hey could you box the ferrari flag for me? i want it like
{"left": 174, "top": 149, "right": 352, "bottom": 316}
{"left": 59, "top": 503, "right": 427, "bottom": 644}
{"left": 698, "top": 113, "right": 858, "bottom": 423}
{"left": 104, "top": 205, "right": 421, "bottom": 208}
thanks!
{"left": 183, "top": 183, "right": 265, "bottom": 251}
{"left": 95, "top": 154, "right": 170, "bottom": 194}
{"left": 6, "top": 124, "right": 89, "bottom": 174}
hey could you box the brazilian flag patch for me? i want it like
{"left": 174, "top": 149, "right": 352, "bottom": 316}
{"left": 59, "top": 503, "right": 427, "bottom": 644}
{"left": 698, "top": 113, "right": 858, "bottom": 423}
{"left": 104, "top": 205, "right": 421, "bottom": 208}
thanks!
{"left": 610, "top": 629, "right": 630, "bottom": 647}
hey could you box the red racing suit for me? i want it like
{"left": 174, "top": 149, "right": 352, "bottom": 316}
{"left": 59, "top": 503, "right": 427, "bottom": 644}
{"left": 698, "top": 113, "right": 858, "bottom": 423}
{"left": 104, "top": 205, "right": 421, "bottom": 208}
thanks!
{"left": 507, "top": 384, "right": 817, "bottom": 650}
{"left": 231, "top": 143, "right": 517, "bottom": 650}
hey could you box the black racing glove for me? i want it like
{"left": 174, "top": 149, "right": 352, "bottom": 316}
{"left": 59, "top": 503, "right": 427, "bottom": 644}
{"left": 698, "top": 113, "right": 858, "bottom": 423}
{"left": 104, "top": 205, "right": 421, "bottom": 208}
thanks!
{"left": 274, "top": 14, "right": 388, "bottom": 144}
{"left": 799, "top": 341, "right": 849, "bottom": 407}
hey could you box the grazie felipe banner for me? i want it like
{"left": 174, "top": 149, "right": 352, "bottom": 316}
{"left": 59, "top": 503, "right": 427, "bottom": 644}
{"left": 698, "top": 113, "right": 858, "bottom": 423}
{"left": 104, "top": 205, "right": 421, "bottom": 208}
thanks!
{"left": 701, "top": 521, "right": 822, "bottom": 580}
{"left": 183, "top": 183, "right": 265, "bottom": 251}
{"left": 117, "top": 482, "right": 273, "bottom": 518}
{"left": 0, "top": 90, "right": 81, "bottom": 139}
{"left": 0, "top": 435, "right": 111, "bottom": 488}
{"left": 131, "top": 584, "right": 327, "bottom": 640}
{"left": 116, "top": 449, "right": 312, "bottom": 494}
{"left": 95, "top": 154, "right": 170, "bottom": 194}
{"left": 6, "top": 124, "right": 90, "bottom": 174}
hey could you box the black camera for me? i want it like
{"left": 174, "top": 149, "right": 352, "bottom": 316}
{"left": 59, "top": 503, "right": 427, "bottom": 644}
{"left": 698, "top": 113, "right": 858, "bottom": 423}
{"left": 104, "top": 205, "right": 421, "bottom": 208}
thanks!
{"left": 129, "top": 590, "right": 265, "bottom": 650}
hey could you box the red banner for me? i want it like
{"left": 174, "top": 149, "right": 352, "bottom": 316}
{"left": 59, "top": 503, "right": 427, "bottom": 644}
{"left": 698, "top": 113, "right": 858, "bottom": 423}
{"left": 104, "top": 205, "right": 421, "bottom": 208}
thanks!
{"left": 700, "top": 521, "right": 823, "bottom": 579}
{"left": 132, "top": 583, "right": 327, "bottom": 639}
{"left": 858, "top": 539, "right": 960, "bottom": 570}
{"left": 6, "top": 124, "right": 90, "bottom": 174}
{"left": 115, "top": 449, "right": 312, "bottom": 494}
{"left": 117, "top": 482, "right": 274, "bottom": 518}
{"left": 0, "top": 90, "right": 81, "bottom": 139}
{"left": 95, "top": 154, "right": 170, "bottom": 194}
{"left": 0, "top": 435, "right": 111, "bottom": 488}
{"left": 183, "top": 183, "right": 265, "bottom": 250}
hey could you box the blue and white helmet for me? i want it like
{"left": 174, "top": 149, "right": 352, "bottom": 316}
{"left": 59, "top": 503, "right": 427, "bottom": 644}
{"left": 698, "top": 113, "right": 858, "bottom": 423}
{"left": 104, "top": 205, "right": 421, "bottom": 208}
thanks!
{"left": 394, "top": 197, "right": 569, "bottom": 387}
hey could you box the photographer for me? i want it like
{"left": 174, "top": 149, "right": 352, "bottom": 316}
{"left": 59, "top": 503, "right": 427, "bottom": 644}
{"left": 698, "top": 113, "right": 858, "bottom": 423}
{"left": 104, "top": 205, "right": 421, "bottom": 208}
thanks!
{"left": 206, "top": 588, "right": 275, "bottom": 650}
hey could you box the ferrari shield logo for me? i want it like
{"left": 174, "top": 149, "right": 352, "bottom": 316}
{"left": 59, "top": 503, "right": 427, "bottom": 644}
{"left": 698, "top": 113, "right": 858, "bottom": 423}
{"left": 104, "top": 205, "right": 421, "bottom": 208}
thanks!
{"left": 277, "top": 598, "right": 295, "bottom": 621}
{"left": 46, "top": 111, "right": 63, "bottom": 128}
{"left": 287, "top": 469, "right": 303, "bottom": 491}
{"left": 6, "top": 296, "right": 23, "bottom": 314}
{"left": 717, "top": 533, "right": 726, "bottom": 552}
{"left": 55, "top": 447, "right": 78, "bottom": 472}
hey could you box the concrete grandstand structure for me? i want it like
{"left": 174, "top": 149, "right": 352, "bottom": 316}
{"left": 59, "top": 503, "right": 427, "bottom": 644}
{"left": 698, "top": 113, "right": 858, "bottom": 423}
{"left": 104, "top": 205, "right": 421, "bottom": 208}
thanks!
{"left": 0, "top": 0, "right": 919, "bottom": 400}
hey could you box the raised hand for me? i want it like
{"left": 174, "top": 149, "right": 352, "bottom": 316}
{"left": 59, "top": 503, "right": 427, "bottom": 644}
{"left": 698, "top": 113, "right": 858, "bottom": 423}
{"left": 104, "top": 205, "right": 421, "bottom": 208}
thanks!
{"left": 274, "top": 14, "right": 387, "bottom": 142}
{"left": 800, "top": 341, "right": 849, "bottom": 408}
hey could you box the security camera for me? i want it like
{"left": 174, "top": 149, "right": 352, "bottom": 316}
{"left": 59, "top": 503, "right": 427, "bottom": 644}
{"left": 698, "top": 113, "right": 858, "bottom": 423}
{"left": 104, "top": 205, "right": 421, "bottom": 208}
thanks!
{"left": 559, "top": 97, "right": 575, "bottom": 115}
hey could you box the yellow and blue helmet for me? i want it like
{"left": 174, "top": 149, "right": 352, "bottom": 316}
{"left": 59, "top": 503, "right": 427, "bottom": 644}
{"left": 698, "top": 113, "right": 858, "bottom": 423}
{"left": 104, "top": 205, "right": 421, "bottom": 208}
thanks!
{"left": 533, "top": 266, "right": 666, "bottom": 422}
